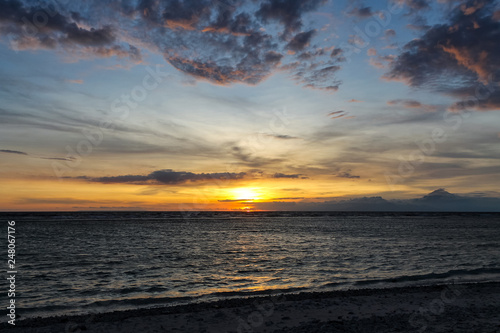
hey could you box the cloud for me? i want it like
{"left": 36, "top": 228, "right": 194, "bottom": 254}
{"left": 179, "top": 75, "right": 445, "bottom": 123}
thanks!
{"left": 406, "top": 23, "right": 430, "bottom": 30}
{"left": 0, "top": 147, "right": 75, "bottom": 161}
{"left": 347, "top": 99, "right": 363, "bottom": 103}
{"left": 0, "top": 149, "right": 28, "bottom": 155}
{"left": 447, "top": 92, "right": 500, "bottom": 112}
{"left": 230, "top": 146, "right": 284, "bottom": 167}
{"left": 0, "top": 0, "right": 142, "bottom": 62}
{"left": 385, "top": 0, "right": 500, "bottom": 110}
{"left": 16, "top": 197, "right": 104, "bottom": 205}
{"left": 494, "top": 9, "right": 500, "bottom": 20}
{"left": 287, "top": 62, "right": 343, "bottom": 91}
{"left": 78, "top": 169, "right": 246, "bottom": 185}
{"left": 328, "top": 110, "right": 353, "bottom": 119}
{"left": 405, "top": 0, "right": 431, "bottom": 11}
{"left": 347, "top": 6, "right": 374, "bottom": 18}
{"left": 336, "top": 171, "right": 360, "bottom": 179}
{"left": 0, "top": 0, "right": 342, "bottom": 91}
{"left": 387, "top": 99, "right": 438, "bottom": 112}
{"left": 253, "top": 189, "right": 500, "bottom": 211}
{"left": 255, "top": 0, "right": 326, "bottom": 35}
{"left": 385, "top": 29, "right": 397, "bottom": 37}
{"left": 369, "top": 58, "right": 385, "bottom": 69}
{"left": 367, "top": 48, "right": 377, "bottom": 56}
{"left": 265, "top": 134, "right": 299, "bottom": 140}
{"left": 271, "top": 173, "right": 303, "bottom": 178}
{"left": 286, "top": 29, "right": 316, "bottom": 51}
{"left": 16, "top": 197, "right": 148, "bottom": 207}
{"left": 393, "top": 0, "right": 430, "bottom": 14}
{"left": 369, "top": 54, "right": 395, "bottom": 69}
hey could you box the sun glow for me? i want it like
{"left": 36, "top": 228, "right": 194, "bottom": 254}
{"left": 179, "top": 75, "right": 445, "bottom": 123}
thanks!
{"left": 231, "top": 187, "right": 262, "bottom": 201}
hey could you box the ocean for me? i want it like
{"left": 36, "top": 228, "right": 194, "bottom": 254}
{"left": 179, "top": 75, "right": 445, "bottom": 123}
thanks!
{"left": 2, "top": 211, "right": 500, "bottom": 319}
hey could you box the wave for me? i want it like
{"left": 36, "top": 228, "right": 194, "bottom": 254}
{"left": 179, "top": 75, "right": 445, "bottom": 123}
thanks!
{"left": 353, "top": 267, "right": 500, "bottom": 286}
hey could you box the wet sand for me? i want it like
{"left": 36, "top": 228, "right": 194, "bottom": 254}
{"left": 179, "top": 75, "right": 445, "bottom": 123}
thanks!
{"left": 3, "top": 282, "right": 500, "bottom": 332}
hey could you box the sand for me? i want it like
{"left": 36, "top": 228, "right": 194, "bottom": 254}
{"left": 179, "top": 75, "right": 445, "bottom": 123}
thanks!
{"left": 3, "top": 282, "right": 500, "bottom": 333}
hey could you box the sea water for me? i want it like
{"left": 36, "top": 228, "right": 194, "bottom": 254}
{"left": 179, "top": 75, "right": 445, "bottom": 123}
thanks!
{"left": 1, "top": 211, "right": 499, "bottom": 318}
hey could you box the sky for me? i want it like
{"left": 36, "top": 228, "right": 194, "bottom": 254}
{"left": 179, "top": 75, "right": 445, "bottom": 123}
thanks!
{"left": 0, "top": 0, "right": 500, "bottom": 211}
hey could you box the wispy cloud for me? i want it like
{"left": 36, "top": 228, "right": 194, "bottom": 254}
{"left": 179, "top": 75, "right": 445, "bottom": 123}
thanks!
{"left": 264, "top": 134, "right": 299, "bottom": 140}
{"left": 0, "top": 149, "right": 28, "bottom": 155}
{"left": 328, "top": 110, "right": 353, "bottom": 119}
{"left": 336, "top": 171, "right": 360, "bottom": 179}
{"left": 387, "top": 99, "right": 438, "bottom": 112}
{"left": 0, "top": 148, "right": 74, "bottom": 161}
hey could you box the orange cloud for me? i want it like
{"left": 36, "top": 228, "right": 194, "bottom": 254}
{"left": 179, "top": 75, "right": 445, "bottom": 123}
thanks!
{"left": 440, "top": 45, "right": 489, "bottom": 83}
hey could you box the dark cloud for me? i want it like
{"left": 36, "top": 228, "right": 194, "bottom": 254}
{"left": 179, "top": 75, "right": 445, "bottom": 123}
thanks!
{"left": 255, "top": 0, "right": 326, "bottom": 35}
{"left": 154, "top": 1, "right": 337, "bottom": 89}
{"left": 347, "top": 6, "right": 373, "bottom": 18}
{"left": 162, "top": 0, "right": 212, "bottom": 30}
{"left": 448, "top": 93, "right": 500, "bottom": 111}
{"left": 272, "top": 173, "right": 303, "bottom": 178}
{"left": 385, "top": 0, "right": 500, "bottom": 110}
{"left": 78, "top": 169, "right": 246, "bottom": 185}
{"left": 388, "top": 99, "right": 422, "bottom": 108}
{"left": 264, "top": 51, "right": 284, "bottom": 64}
{"left": 283, "top": 46, "right": 344, "bottom": 89}
{"left": 404, "top": 0, "right": 431, "bottom": 11}
{"left": 385, "top": 29, "right": 396, "bottom": 37}
{"left": 301, "top": 65, "right": 342, "bottom": 91}
{"left": 286, "top": 30, "right": 315, "bottom": 52}
{"left": 494, "top": 9, "right": 500, "bottom": 20}
{"left": 253, "top": 189, "right": 500, "bottom": 211}
{"left": 0, "top": 0, "right": 141, "bottom": 62}
{"left": 0, "top": 149, "right": 28, "bottom": 155}
{"left": 406, "top": 14, "right": 431, "bottom": 31}
{"left": 0, "top": 147, "right": 75, "bottom": 161}
{"left": 406, "top": 21, "right": 431, "bottom": 30}
{"left": 265, "top": 134, "right": 299, "bottom": 140}
{"left": 0, "top": 0, "right": 341, "bottom": 90}
{"left": 16, "top": 197, "right": 103, "bottom": 205}
{"left": 387, "top": 99, "right": 438, "bottom": 111}
{"left": 168, "top": 56, "right": 267, "bottom": 85}
{"left": 330, "top": 47, "right": 344, "bottom": 58}
{"left": 336, "top": 171, "right": 360, "bottom": 179}
{"left": 328, "top": 110, "right": 354, "bottom": 119}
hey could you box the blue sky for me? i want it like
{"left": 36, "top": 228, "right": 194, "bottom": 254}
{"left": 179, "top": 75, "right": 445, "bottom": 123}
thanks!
{"left": 1, "top": 0, "right": 499, "bottom": 211}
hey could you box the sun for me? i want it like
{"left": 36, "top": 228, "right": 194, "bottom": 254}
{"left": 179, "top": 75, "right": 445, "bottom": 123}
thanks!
{"left": 231, "top": 187, "right": 262, "bottom": 201}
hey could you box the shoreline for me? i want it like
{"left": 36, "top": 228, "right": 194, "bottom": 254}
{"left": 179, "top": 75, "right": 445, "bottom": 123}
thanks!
{"left": 4, "top": 281, "right": 500, "bottom": 332}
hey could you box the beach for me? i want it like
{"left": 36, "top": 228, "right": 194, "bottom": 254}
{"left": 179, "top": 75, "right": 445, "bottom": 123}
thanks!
{"left": 4, "top": 282, "right": 500, "bottom": 333}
